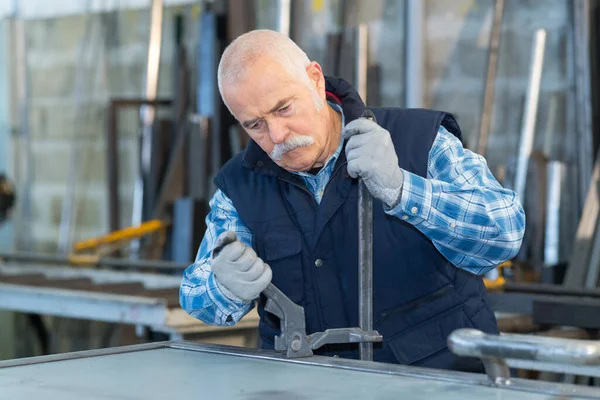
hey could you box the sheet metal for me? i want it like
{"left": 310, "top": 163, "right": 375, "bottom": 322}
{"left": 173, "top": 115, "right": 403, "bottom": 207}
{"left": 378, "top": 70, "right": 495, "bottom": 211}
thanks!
{"left": 0, "top": 341, "right": 599, "bottom": 399}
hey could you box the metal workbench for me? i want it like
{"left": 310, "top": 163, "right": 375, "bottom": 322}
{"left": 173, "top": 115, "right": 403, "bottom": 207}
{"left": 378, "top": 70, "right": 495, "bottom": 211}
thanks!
{"left": 0, "top": 340, "right": 599, "bottom": 399}
{"left": 0, "top": 262, "right": 258, "bottom": 340}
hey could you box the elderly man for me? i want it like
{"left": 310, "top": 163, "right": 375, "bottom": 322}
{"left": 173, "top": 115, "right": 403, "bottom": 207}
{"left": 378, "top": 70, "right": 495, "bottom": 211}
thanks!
{"left": 180, "top": 29, "right": 525, "bottom": 372}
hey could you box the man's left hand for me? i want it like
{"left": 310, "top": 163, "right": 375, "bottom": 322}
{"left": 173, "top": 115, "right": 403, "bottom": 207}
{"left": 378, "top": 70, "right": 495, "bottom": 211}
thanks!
{"left": 342, "top": 117, "right": 404, "bottom": 208}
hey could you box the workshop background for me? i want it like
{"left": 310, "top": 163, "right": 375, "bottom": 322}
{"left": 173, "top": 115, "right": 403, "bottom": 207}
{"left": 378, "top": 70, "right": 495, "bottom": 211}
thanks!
{"left": 0, "top": 0, "right": 599, "bottom": 385}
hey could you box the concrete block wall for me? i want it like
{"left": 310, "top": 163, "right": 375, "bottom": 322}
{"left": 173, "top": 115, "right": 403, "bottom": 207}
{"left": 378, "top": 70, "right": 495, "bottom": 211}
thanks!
{"left": 9, "top": 1, "right": 578, "bottom": 255}
{"left": 424, "top": 0, "right": 573, "bottom": 171}
{"left": 18, "top": 5, "right": 191, "bottom": 253}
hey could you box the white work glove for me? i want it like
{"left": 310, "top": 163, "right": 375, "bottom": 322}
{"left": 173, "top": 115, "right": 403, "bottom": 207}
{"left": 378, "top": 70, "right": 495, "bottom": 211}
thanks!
{"left": 342, "top": 118, "right": 404, "bottom": 208}
{"left": 211, "top": 231, "right": 272, "bottom": 302}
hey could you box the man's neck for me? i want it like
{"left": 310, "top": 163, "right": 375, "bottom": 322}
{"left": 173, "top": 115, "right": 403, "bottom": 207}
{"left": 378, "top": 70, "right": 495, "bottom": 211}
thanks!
{"left": 312, "top": 104, "right": 342, "bottom": 168}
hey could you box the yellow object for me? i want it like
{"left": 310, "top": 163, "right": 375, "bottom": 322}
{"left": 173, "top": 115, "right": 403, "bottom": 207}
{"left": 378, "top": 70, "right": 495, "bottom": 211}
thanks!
{"left": 73, "top": 219, "right": 169, "bottom": 256}
{"left": 312, "top": 0, "right": 324, "bottom": 12}
{"left": 483, "top": 261, "right": 512, "bottom": 291}
{"left": 68, "top": 254, "right": 101, "bottom": 267}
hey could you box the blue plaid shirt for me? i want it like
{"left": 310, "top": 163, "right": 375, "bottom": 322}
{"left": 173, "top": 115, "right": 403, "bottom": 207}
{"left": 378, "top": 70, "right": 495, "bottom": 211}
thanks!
{"left": 180, "top": 107, "right": 525, "bottom": 326}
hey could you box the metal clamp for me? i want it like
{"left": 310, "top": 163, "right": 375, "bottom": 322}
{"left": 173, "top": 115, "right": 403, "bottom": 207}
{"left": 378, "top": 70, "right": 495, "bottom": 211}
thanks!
{"left": 448, "top": 329, "right": 600, "bottom": 385}
{"left": 264, "top": 283, "right": 382, "bottom": 358}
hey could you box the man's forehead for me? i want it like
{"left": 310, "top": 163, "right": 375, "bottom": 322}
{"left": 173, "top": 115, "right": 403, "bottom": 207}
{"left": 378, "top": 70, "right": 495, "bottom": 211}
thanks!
{"left": 231, "top": 86, "right": 295, "bottom": 120}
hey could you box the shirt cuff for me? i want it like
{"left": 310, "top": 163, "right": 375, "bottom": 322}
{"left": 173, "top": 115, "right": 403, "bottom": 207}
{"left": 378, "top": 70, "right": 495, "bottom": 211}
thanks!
{"left": 207, "top": 272, "right": 251, "bottom": 323}
{"left": 384, "top": 170, "right": 433, "bottom": 225}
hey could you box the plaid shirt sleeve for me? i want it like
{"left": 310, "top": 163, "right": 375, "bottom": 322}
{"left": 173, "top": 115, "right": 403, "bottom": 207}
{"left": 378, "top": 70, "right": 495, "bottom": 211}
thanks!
{"left": 179, "top": 189, "right": 255, "bottom": 326}
{"left": 386, "top": 125, "right": 526, "bottom": 274}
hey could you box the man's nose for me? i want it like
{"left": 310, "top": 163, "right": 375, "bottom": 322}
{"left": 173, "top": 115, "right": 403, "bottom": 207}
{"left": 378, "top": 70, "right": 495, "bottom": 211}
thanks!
{"left": 268, "top": 119, "right": 289, "bottom": 144}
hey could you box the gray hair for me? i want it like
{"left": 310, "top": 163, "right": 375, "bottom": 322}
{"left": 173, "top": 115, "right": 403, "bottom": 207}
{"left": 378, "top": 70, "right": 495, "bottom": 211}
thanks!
{"left": 217, "top": 30, "right": 316, "bottom": 111}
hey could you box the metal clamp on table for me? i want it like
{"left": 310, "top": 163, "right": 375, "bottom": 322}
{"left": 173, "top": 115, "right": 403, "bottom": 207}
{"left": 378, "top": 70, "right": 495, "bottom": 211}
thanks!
{"left": 212, "top": 228, "right": 382, "bottom": 358}
{"left": 263, "top": 282, "right": 382, "bottom": 358}
{"left": 448, "top": 329, "right": 600, "bottom": 385}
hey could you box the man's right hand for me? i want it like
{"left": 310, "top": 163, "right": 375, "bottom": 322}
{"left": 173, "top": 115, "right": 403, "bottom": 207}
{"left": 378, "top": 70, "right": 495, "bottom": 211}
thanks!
{"left": 211, "top": 231, "right": 272, "bottom": 302}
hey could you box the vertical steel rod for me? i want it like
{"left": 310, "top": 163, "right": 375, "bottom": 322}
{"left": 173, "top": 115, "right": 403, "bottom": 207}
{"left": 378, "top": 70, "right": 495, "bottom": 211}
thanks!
{"left": 358, "top": 178, "right": 373, "bottom": 361}
{"left": 476, "top": 0, "right": 505, "bottom": 156}
{"left": 131, "top": 0, "right": 164, "bottom": 258}
{"left": 514, "top": 29, "right": 546, "bottom": 201}
{"left": 404, "top": 0, "right": 424, "bottom": 108}
{"left": 355, "top": 23, "right": 373, "bottom": 361}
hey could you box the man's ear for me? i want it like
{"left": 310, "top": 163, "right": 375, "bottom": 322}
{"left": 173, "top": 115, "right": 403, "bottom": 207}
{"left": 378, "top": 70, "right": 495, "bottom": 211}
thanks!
{"left": 306, "top": 61, "right": 325, "bottom": 96}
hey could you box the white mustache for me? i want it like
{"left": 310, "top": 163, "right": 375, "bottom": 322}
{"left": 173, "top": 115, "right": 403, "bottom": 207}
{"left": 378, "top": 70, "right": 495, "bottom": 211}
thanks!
{"left": 269, "top": 135, "right": 314, "bottom": 161}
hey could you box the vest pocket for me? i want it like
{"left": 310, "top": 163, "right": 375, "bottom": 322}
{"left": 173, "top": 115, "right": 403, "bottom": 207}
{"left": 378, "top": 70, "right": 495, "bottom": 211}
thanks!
{"left": 261, "top": 229, "right": 304, "bottom": 303}
{"left": 376, "top": 283, "right": 454, "bottom": 326}
{"left": 386, "top": 304, "right": 474, "bottom": 366}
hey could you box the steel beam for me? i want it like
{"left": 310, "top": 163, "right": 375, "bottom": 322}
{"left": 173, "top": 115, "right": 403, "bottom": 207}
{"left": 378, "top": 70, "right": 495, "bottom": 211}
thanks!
{"left": 0, "top": 283, "right": 168, "bottom": 326}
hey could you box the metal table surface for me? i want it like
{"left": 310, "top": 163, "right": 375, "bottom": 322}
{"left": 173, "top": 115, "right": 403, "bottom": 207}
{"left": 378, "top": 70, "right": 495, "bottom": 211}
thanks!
{"left": 1, "top": 341, "right": 599, "bottom": 399}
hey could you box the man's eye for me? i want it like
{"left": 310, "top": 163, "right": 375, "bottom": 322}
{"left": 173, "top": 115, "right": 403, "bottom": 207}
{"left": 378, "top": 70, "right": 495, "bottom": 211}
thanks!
{"left": 249, "top": 120, "right": 264, "bottom": 130}
{"left": 278, "top": 104, "right": 292, "bottom": 114}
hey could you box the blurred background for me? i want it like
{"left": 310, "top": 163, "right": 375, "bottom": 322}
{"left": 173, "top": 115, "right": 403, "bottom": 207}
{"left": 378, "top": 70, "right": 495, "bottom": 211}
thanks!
{"left": 0, "top": 0, "right": 599, "bottom": 383}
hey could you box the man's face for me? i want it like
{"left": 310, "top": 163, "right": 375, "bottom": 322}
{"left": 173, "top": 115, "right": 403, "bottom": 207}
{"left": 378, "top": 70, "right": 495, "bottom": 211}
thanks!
{"left": 222, "top": 58, "right": 329, "bottom": 172}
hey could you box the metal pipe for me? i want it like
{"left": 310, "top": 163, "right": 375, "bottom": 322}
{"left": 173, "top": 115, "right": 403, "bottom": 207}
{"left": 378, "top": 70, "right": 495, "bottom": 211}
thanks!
{"left": 277, "top": 0, "right": 292, "bottom": 37}
{"left": 355, "top": 24, "right": 368, "bottom": 102}
{"left": 131, "top": 0, "right": 164, "bottom": 259}
{"left": 12, "top": 9, "right": 33, "bottom": 251}
{"left": 448, "top": 328, "right": 600, "bottom": 370}
{"left": 404, "top": 0, "right": 424, "bottom": 108}
{"left": 544, "top": 161, "right": 563, "bottom": 267}
{"left": 475, "top": 0, "right": 505, "bottom": 156}
{"left": 573, "top": 0, "right": 593, "bottom": 215}
{"left": 514, "top": 29, "right": 546, "bottom": 201}
{"left": 0, "top": 251, "right": 188, "bottom": 271}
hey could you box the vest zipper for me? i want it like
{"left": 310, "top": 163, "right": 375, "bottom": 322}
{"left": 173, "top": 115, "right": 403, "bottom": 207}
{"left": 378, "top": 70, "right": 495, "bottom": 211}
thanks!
{"left": 376, "top": 283, "right": 454, "bottom": 325}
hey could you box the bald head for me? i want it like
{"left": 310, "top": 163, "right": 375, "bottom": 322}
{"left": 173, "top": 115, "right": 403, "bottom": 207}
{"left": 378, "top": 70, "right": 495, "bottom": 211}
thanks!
{"left": 216, "top": 29, "right": 339, "bottom": 173}
{"left": 217, "top": 30, "right": 313, "bottom": 110}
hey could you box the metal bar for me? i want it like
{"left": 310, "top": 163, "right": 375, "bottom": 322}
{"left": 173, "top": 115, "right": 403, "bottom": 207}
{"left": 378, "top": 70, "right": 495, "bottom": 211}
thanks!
{"left": 573, "top": 0, "right": 593, "bottom": 214}
{"left": 514, "top": 29, "right": 546, "bottom": 201}
{"left": 533, "top": 296, "right": 600, "bottom": 329}
{"left": 449, "top": 329, "right": 600, "bottom": 371}
{"left": 106, "top": 102, "right": 120, "bottom": 233}
{"left": 356, "top": 25, "right": 373, "bottom": 361}
{"left": 476, "top": 0, "right": 505, "bottom": 156}
{"left": 586, "top": 217, "right": 600, "bottom": 288}
{"left": 355, "top": 24, "right": 368, "bottom": 102}
{"left": 566, "top": 151, "right": 600, "bottom": 287}
{"left": 106, "top": 98, "right": 172, "bottom": 234}
{"left": 12, "top": 11, "right": 33, "bottom": 251}
{"left": 0, "top": 263, "right": 182, "bottom": 289}
{"left": 503, "top": 282, "right": 600, "bottom": 297}
{"left": 277, "top": 0, "right": 291, "bottom": 37}
{"left": 404, "top": 0, "right": 424, "bottom": 108}
{"left": 0, "top": 20, "right": 14, "bottom": 256}
{"left": 110, "top": 98, "right": 172, "bottom": 107}
{"left": 131, "top": 0, "right": 164, "bottom": 258}
{"left": 507, "top": 359, "right": 600, "bottom": 379}
{"left": 0, "top": 341, "right": 169, "bottom": 369}
{"left": 0, "top": 252, "right": 188, "bottom": 271}
{"left": 544, "top": 161, "right": 563, "bottom": 266}
{"left": 0, "top": 283, "right": 168, "bottom": 326}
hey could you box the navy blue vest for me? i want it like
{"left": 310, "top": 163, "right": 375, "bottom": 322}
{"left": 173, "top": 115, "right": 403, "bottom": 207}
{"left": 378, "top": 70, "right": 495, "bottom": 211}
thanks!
{"left": 214, "top": 77, "right": 499, "bottom": 372}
